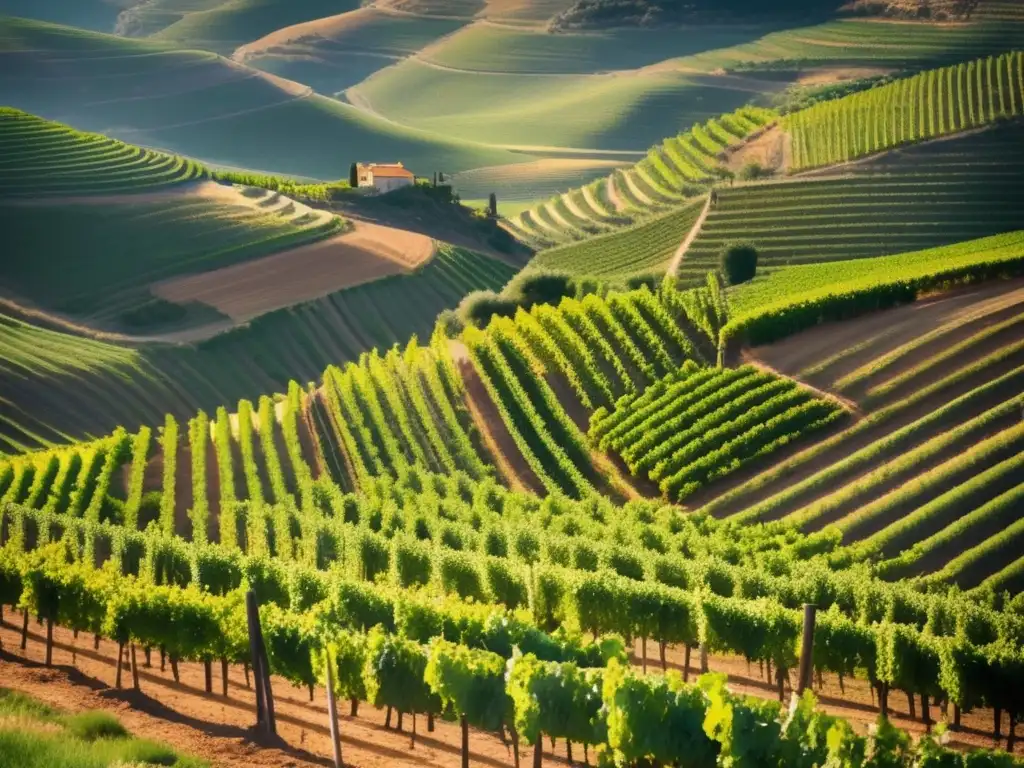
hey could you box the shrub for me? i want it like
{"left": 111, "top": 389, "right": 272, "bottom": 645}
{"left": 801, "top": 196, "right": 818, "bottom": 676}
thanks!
{"left": 738, "top": 161, "right": 770, "bottom": 180}
{"left": 458, "top": 290, "right": 518, "bottom": 328}
{"left": 64, "top": 711, "right": 129, "bottom": 741}
{"left": 720, "top": 242, "right": 759, "bottom": 285}
{"left": 436, "top": 309, "right": 464, "bottom": 337}
{"left": 504, "top": 270, "right": 574, "bottom": 308}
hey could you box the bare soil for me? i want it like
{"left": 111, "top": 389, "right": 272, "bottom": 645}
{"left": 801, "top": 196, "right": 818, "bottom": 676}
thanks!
{"left": 448, "top": 341, "right": 544, "bottom": 495}
{"left": 750, "top": 279, "right": 1024, "bottom": 391}
{"left": 668, "top": 195, "right": 711, "bottom": 275}
{"left": 0, "top": 612, "right": 1017, "bottom": 768}
{"left": 154, "top": 220, "right": 433, "bottom": 323}
{"left": 725, "top": 124, "right": 788, "bottom": 175}
{"left": 795, "top": 66, "right": 894, "bottom": 87}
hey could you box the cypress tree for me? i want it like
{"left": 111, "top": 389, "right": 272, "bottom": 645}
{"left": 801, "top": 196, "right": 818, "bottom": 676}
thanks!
{"left": 349, "top": 162, "right": 358, "bottom": 187}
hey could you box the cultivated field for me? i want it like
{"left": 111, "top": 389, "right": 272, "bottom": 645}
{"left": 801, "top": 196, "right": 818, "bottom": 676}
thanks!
{"left": 2, "top": 4, "right": 1024, "bottom": 767}
{"left": 680, "top": 122, "right": 1024, "bottom": 284}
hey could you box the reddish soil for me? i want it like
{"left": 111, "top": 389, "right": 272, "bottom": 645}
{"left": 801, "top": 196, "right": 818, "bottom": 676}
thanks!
{"left": 0, "top": 612, "right": 1017, "bottom": 768}
{"left": 448, "top": 341, "right": 543, "bottom": 496}
{"left": 751, "top": 280, "right": 1024, "bottom": 388}
{"left": 153, "top": 221, "right": 432, "bottom": 323}
{"left": 693, "top": 279, "right": 1024, "bottom": 519}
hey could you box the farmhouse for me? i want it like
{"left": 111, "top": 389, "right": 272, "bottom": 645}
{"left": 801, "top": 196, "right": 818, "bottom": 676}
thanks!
{"left": 356, "top": 161, "right": 415, "bottom": 194}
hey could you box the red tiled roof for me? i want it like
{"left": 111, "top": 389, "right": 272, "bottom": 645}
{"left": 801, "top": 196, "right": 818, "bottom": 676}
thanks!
{"left": 371, "top": 166, "right": 414, "bottom": 179}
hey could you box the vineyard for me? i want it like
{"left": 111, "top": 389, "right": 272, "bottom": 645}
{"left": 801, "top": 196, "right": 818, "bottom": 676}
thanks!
{"left": 4, "top": 5, "right": 1024, "bottom": 767}
{"left": 0, "top": 244, "right": 515, "bottom": 457}
{"left": 680, "top": 122, "right": 1024, "bottom": 285}
{"left": 528, "top": 197, "right": 705, "bottom": 280}
{"left": 0, "top": 108, "right": 204, "bottom": 196}
{"left": 787, "top": 52, "right": 1024, "bottom": 170}
{"left": 591, "top": 365, "right": 847, "bottom": 501}
{"left": 504, "top": 107, "right": 775, "bottom": 250}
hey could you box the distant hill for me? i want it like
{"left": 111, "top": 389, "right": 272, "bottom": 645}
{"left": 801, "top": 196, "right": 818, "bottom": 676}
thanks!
{"left": 551, "top": 0, "right": 840, "bottom": 28}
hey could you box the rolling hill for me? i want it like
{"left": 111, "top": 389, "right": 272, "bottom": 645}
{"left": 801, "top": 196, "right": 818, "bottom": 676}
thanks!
{"left": 2, "top": 8, "right": 1024, "bottom": 768}
{"left": 0, "top": 16, "right": 526, "bottom": 177}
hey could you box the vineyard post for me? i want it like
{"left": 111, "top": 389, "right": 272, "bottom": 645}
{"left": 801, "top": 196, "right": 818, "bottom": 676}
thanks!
{"left": 246, "top": 590, "right": 275, "bottom": 735}
{"left": 324, "top": 649, "right": 344, "bottom": 768}
{"left": 797, "top": 604, "right": 816, "bottom": 695}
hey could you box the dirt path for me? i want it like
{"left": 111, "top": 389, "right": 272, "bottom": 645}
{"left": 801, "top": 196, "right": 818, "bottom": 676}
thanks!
{"left": 668, "top": 194, "right": 711, "bottom": 275}
{"left": 448, "top": 340, "right": 543, "bottom": 495}
{"left": 0, "top": 611, "right": 1016, "bottom": 768}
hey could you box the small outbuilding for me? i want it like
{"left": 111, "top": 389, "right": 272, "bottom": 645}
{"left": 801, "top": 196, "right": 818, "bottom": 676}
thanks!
{"left": 356, "top": 162, "right": 415, "bottom": 194}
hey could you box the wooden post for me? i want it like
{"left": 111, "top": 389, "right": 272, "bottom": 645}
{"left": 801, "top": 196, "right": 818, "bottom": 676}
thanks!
{"left": 144, "top": 647, "right": 152, "bottom": 668}
{"left": 994, "top": 707, "right": 1002, "bottom": 739}
{"left": 797, "top": 604, "right": 816, "bottom": 695}
{"left": 325, "top": 651, "right": 344, "bottom": 768}
{"left": 221, "top": 658, "right": 229, "bottom": 697}
{"left": 1007, "top": 713, "right": 1016, "bottom": 753}
{"left": 20, "top": 611, "right": 29, "bottom": 650}
{"left": 246, "top": 590, "right": 275, "bottom": 735}
{"left": 659, "top": 642, "right": 666, "bottom": 672}
{"left": 170, "top": 657, "right": 180, "bottom": 683}
{"left": 512, "top": 726, "right": 520, "bottom": 768}
{"left": 350, "top": 699, "right": 359, "bottom": 717}
{"left": 683, "top": 645, "right": 691, "bottom": 682}
{"left": 907, "top": 691, "right": 916, "bottom": 719}
{"left": 566, "top": 740, "right": 573, "bottom": 763}
{"left": 45, "top": 618, "right": 53, "bottom": 666}
{"left": 204, "top": 660, "right": 213, "bottom": 693}
{"left": 700, "top": 644, "right": 709, "bottom": 674}
{"left": 641, "top": 637, "right": 647, "bottom": 673}
{"left": 116, "top": 642, "right": 125, "bottom": 688}
{"left": 880, "top": 683, "right": 889, "bottom": 718}
{"left": 921, "top": 693, "right": 931, "bottom": 732}
{"left": 776, "top": 666, "right": 785, "bottom": 702}
{"left": 953, "top": 703, "right": 961, "bottom": 729}
{"left": 130, "top": 644, "right": 140, "bottom": 691}
{"left": 461, "top": 714, "right": 469, "bottom": 768}
{"left": 244, "top": 662, "right": 250, "bottom": 689}
{"left": 533, "top": 738, "right": 543, "bottom": 768}
{"left": 94, "top": 634, "right": 101, "bottom": 651}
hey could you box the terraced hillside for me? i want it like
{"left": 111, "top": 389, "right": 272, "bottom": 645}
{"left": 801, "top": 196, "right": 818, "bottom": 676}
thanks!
{"left": 787, "top": 51, "right": 1024, "bottom": 170}
{"left": 0, "top": 243, "right": 515, "bottom": 456}
{"left": 694, "top": 273, "right": 1024, "bottom": 594}
{"left": 527, "top": 197, "right": 705, "bottom": 281}
{"left": 0, "top": 107, "right": 205, "bottom": 195}
{"left": 680, "top": 122, "right": 1024, "bottom": 285}
{"left": 0, "top": 110, "right": 348, "bottom": 329}
{"left": 503, "top": 107, "right": 774, "bottom": 249}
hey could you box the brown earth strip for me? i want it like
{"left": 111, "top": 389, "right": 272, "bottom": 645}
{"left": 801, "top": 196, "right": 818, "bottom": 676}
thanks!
{"left": 448, "top": 341, "right": 543, "bottom": 495}
{"left": 153, "top": 221, "right": 433, "bottom": 323}
{"left": 0, "top": 610, "right": 1016, "bottom": 768}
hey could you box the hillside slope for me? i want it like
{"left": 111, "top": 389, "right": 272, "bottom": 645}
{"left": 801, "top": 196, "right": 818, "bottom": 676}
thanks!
{"left": 0, "top": 16, "right": 526, "bottom": 177}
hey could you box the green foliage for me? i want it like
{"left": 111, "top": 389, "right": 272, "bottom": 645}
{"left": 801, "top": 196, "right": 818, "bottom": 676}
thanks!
{"left": 720, "top": 242, "right": 758, "bottom": 286}
{"left": 424, "top": 639, "right": 507, "bottom": 731}
{"left": 786, "top": 53, "right": 1024, "bottom": 170}
{"left": 62, "top": 711, "right": 128, "bottom": 742}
